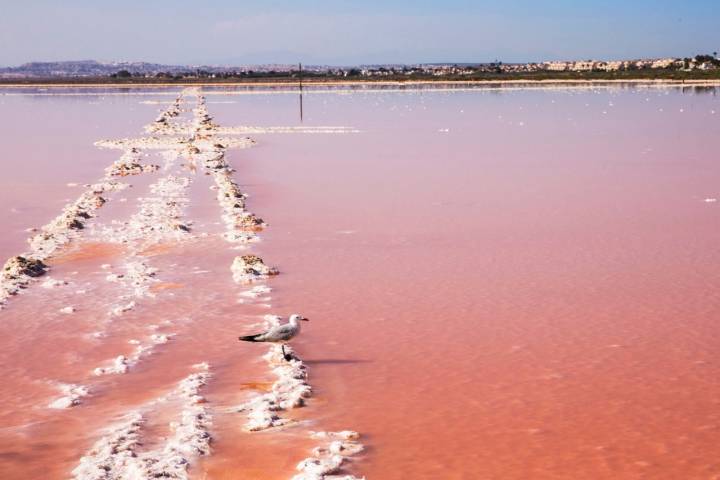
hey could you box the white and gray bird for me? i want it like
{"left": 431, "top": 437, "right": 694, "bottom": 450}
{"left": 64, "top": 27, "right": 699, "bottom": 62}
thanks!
{"left": 238, "top": 314, "right": 309, "bottom": 360}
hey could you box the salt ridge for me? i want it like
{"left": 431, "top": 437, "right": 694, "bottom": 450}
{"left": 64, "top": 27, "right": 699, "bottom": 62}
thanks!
{"left": 73, "top": 364, "right": 212, "bottom": 480}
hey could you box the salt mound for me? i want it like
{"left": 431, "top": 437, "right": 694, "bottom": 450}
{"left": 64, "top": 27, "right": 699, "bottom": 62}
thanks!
{"left": 231, "top": 255, "right": 278, "bottom": 283}
{"left": 293, "top": 431, "right": 365, "bottom": 480}
{"left": 0, "top": 256, "right": 48, "bottom": 304}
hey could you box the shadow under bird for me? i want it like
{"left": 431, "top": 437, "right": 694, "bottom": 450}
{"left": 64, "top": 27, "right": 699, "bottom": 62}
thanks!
{"left": 239, "top": 314, "right": 309, "bottom": 361}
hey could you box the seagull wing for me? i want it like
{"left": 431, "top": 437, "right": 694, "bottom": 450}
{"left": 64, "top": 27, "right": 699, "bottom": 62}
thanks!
{"left": 261, "top": 323, "right": 297, "bottom": 342}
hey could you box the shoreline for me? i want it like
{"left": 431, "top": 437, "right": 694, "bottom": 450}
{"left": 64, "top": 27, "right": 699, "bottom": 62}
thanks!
{"left": 1, "top": 78, "right": 720, "bottom": 89}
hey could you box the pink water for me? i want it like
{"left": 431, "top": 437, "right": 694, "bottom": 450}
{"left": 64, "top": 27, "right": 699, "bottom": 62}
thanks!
{"left": 1, "top": 85, "right": 720, "bottom": 479}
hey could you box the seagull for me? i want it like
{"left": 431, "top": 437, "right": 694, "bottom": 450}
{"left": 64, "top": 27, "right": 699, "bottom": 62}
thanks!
{"left": 239, "top": 314, "right": 309, "bottom": 361}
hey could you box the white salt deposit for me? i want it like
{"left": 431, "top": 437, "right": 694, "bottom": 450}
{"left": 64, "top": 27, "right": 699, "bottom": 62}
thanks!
{"left": 48, "top": 383, "right": 90, "bottom": 409}
{"left": 292, "top": 431, "right": 365, "bottom": 480}
{"left": 93, "top": 333, "right": 173, "bottom": 376}
{"left": 237, "top": 342, "right": 312, "bottom": 431}
{"left": 73, "top": 363, "right": 212, "bottom": 480}
{"left": 240, "top": 284, "right": 273, "bottom": 298}
{"left": 41, "top": 277, "right": 67, "bottom": 288}
{"left": 231, "top": 254, "right": 279, "bottom": 283}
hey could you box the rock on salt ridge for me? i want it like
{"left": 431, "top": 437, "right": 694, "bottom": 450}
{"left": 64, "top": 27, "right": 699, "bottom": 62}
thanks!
{"left": 237, "top": 341, "right": 312, "bottom": 431}
{"left": 231, "top": 255, "right": 279, "bottom": 283}
{"left": 291, "top": 431, "right": 365, "bottom": 480}
{"left": 0, "top": 256, "right": 48, "bottom": 303}
{"left": 73, "top": 364, "right": 211, "bottom": 480}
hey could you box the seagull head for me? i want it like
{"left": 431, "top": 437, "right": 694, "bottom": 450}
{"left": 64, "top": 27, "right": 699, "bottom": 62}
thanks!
{"left": 290, "top": 314, "right": 309, "bottom": 323}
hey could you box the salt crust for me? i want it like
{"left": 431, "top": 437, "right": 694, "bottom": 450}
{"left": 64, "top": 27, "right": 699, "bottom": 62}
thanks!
{"left": 48, "top": 383, "right": 90, "bottom": 409}
{"left": 93, "top": 333, "right": 173, "bottom": 376}
{"left": 73, "top": 364, "right": 211, "bottom": 480}
{"left": 293, "top": 431, "right": 365, "bottom": 480}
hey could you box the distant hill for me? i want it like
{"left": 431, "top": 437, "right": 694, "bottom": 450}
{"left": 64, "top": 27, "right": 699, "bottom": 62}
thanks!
{"left": 0, "top": 60, "right": 305, "bottom": 77}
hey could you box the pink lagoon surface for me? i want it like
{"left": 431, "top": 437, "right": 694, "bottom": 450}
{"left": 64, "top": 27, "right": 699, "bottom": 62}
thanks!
{"left": 1, "top": 84, "right": 720, "bottom": 479}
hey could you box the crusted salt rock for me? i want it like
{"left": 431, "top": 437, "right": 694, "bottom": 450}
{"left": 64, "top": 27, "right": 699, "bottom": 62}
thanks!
{"left": 106, "top": 149, "right": 160, "bottom": 177}
{"left": 231, "top": 255, "right": 278, "bottom": 283}
{"left": 236, "top": 212, "right": 266, "bottom": 231}
{"left": 293, "top": 431, "right": 365, "bottom": 480}
{"left": 1, "top": 256, "right": 49, "bottom": 304}
{"left": 294, "top": 455, "right": 344, "bottom": 478}
{"left": 3, "top": 255, "right": 47, "bottom": 279}
{"left": 59, "top": 306, "right": 76, "bottom": 314}
{"left": 48, "top": 383, "right": 90, "bottom": 409}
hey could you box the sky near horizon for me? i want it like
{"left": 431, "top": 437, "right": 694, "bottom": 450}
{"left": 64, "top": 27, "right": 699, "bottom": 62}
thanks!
{"left": 1, "top": 0, "right": 718, "bottom": 66}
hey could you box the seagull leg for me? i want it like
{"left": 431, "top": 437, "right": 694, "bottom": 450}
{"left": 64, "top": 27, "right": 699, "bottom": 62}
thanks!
{"left": 282, "top": 344, "right": 292, "bottom": 362}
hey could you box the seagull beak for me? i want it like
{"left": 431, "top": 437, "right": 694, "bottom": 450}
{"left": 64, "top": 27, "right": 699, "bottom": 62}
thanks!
{"left": 300, "top": 317, "right": 309, "bottom": 322}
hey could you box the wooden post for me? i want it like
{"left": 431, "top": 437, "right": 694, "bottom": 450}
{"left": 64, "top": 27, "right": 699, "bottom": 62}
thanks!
{"left": 299, "top": 62, "right": 304, "bottom": 122}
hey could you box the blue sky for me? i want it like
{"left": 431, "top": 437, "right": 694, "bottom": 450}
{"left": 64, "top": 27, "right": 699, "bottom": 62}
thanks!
{"left": 1, "top": 0, "right": 718, "bottom": 66}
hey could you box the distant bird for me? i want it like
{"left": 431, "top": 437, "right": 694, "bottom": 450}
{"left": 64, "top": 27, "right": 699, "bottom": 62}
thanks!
{"left": 239, "top": 314, "right": 309, "bottom": 361}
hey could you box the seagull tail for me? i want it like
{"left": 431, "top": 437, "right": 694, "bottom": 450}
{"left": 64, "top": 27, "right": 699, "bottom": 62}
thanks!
{"left": 239, "top": 334, "right": 262, "bottom": 342}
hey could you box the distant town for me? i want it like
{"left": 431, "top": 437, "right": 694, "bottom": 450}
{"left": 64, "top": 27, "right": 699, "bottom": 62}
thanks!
{"left": 1, "top": 54, "right": 719, "bottom": 83}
